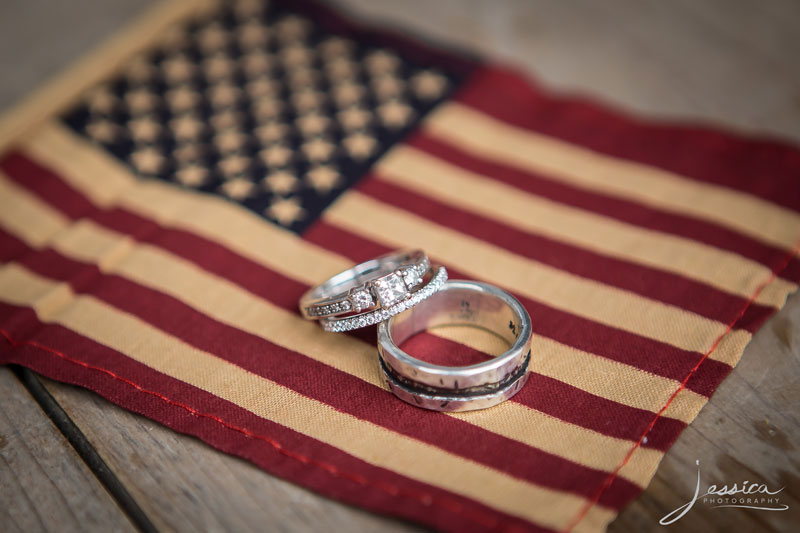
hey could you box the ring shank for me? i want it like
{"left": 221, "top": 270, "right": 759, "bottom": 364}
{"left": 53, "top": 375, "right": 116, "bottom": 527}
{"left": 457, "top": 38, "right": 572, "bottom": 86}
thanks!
{"left": 389, "top": 286, "right": 522, "bottom": 349}
{"left": 377, "top": 281, "right": 532, "bottom": 410}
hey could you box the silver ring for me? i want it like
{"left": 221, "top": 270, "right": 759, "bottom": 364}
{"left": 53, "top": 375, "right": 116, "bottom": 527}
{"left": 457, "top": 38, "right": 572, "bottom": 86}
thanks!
{"left": 376, "top": 280, "right": 532, "bottom": 411}
{"left": 299, "top": 250, "right": 446, "bottom": 331}
{"left": 320, "top": 266, "right": 447, "bottom": 332}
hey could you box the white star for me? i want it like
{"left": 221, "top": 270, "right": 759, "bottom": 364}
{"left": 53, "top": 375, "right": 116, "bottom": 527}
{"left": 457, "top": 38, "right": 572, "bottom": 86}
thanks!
{"left": 343, "top": 132, "right": 377, "bottom": 160}
{"left": 287, "top": 68, "right": 318, "bottom": 89}
{"left": 265, "top": 196, "right": 305, "bottom": 226}
{"left": 411, "top": 70, "right": 448, "bottom": 100}
{"left": 125, "top": 56, "right": 156, "bottom": 84}
{"left": 371, "top": 75, "right": 405, "bottom": 100}
{"left": 318, "top": 36, "right": 354, "bottom": 59}
{"left": 128, "top": 116, "right": 162, "bottom": 143}
{"left": 252, "top": 97, "right": 284, "bottom": 121}
{"left": 337, "top": 107, "right": 371, "bottom": 130}
{"left": 295, "top": 113, "right": 329, "bottom": 136}
{"left": 214, "top": 130, "right": 247, "bottom": 153}
{"left": 325, "top": 57, "right": 359, "bottom": 81}
{"left": 242, "top": 51, "right": 274, "bottom": 77}
{"left": 305, "top": 165, "right": 341, "bottom": 194}
{"left": 86, "top": 119, "right": 120, "bottom": 143}
{"left": 259, "top": 144, "right": 293, "bottom": 167}
{"left": 197, "top": 23, "right": 229, "bottom": 52}
{"left": 175, "top": 164, "right": 208, "bottom": 187}
{"left": 170, "top": 114, "right": 205, "bottom": 141}
{"left": 291, "top": 89, "right": 324, "bottom": 113}
{"left": 333, "top": 82, "right": 364, "bottom": 107}
{"left": 131, "top": 147, "right": 165, "bottom": 175}
{"left": 238, "top": 20, "right": 268, "bottom": 49}
{"left": 302, "top": 138, "right": 335, "bottom": 162}
{"left": 162, "top": 54, "right": 195, "bottom": 84}
{"left": 204, "top": 55, "right": 236, "bottom": 81}
{"left": 263, "top": 170, "right": 299, "bottom": 194}
{"left": 364, "top": 50, "right": 399, "bottom": 74}
{"left": 173, "top": 143, "right": 204, "bottom": 163}
{"left": 220, "top": 178, "right": 255, "bottom": 200}
{"left": 218, "top": 154, "right": 251, "bottom": 177}
{"left": 208, "top": 83, "right": 241, "bottom": 108}
{"left": 166, "top": 86, "right": 200, "bottom": 112}
{"left": 377, "top": 100, "right": 414, "bottom": 128}
{"left": 246, "top": 77, "right": 280, "bottom": 99}
{"left": 254, "top": 122, "right": 288, "bottom": 144}
{"left": 125, "top": 88, "right": 158, "bottom": 115}
{"left": 85, "top": 86, "right": 117, "bottom": 114}
{"left": 210, "top": 110, "right": 242, "bottom": 131}
{"left": 281, "top": 44, "right": 314, "bottom": 68}
{"left": 275, "top": 15, "right": 310, "bottom": 42}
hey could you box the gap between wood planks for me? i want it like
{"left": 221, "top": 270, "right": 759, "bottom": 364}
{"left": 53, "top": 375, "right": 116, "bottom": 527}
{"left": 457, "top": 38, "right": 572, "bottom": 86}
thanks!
{"left": 12, "top": 366, "right": 157, "bottom": 533}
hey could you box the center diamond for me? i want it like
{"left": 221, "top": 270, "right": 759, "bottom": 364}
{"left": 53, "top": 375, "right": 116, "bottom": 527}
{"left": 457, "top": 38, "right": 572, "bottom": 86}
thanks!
{"left": 373, "top": 273, "right": 408, "bottom": 306}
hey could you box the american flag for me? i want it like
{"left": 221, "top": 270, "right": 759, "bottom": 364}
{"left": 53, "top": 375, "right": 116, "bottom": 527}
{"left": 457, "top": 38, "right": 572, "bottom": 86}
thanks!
{"left": 1, "top": 0, "right": 799, "bottom": 531}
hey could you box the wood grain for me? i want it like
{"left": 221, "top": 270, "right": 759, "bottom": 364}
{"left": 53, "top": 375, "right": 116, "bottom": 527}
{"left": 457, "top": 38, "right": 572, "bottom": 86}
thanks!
{"left": 609, "top": 292, "right": 800, "bottom": 532}
{"left": 0, "top": 367, "right": 135, "bottom": 532}
{"left": 40, "top": 375, "right": 420, "bottom": 533}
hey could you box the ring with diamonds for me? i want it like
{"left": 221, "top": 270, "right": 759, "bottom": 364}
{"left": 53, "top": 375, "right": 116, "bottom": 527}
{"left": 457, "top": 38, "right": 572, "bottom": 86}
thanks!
{"left": 299, "top": 250, "right": 446, "bottom": 330}
{"left": 376, "top": 280, "right": 532, "bottom": 412}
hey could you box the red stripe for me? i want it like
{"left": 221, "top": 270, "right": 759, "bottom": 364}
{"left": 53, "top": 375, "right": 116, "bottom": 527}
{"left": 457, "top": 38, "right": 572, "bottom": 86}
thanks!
{"left": 405, "top": 132, "right": 800, "bottom": 285}
{"left": 359, "top": 174, "right": 775, "bottom": 329}
{"left": 1, "top": 150, "right": 730, "bottom": 396}
{"left": 1, "top": 150, "right": 734, "bottom": 396}
{"left": 400, "top": 330, "right": 493, "bottom": 366}
{"left": 564, "top": 239, "right": 799, "bottom": 532}
{"left": 404, "top": 332, "right": 687, "bottom": 451}
{"left": 0, "top": 151, "right": 735, "bottom": 403}
{"left": 0, "top": 302, "right": 536, "bottom": 533}
{"left": 1, "top": 152, "right": 98, "bottom": 219}
{"left": 455, "top": 66, "right": 800, "bottom": 213}
{"left": 0, "top": 150, "right": 766, "bottom": 456}
{"left": 1, "top": 233, "right": 641, "bottom": 509}
{"left": 305, "top": 220, "right": 735, "bottom": 397}
{"left": 1, "top": 152, "right": 309, "bottom": 313}
{"left": 2, "top": 135, "right": 786, "bottom": 526}
{"left": 6, "top": 219, "right": 692, "bottom": 457}
{"left": 0, "top": 227, "right": 29, "bottom": 263}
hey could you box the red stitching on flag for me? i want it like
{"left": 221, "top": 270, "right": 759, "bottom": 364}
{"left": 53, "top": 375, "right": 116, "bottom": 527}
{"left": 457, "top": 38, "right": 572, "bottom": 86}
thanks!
{"left": 562, "top": 240, "right": 800, "bottom": 533}
{"left": 0, "top": 329, "right": 500, "bottom": 530}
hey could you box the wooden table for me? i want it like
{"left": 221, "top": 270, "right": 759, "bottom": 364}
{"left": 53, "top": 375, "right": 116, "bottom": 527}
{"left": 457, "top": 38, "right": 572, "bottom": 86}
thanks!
{"left": 1, "top": 1, "right": 798, "bottom": 531}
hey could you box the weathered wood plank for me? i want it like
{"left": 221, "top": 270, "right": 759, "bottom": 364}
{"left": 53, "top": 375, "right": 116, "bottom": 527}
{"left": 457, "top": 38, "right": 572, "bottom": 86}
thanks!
{"left": 609, "top": 292, "right": 800, "bottom": 532}
{"left": 0, "top": 367, "right": 135, "bottom": 533}
{"left": 333, "top": 2, "right": 800, "bottom": 530}
{"left": 41, "top": 375, "right": 421, "bottom": 533}
{"left": 333, "top": 0, "right": 800, "bottom": 141}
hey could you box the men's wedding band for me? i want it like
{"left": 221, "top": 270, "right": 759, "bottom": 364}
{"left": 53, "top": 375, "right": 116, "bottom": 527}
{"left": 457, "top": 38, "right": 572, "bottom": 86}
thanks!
{"left": 298, "top": 250, "right": 447, "bottom": 331}
{"left": 377, "top": 280, "right": 532, "bottom": 411}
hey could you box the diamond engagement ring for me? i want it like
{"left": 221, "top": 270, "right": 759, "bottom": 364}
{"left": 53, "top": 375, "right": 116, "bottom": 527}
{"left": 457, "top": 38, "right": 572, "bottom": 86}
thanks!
{"left": 299, "top": 250, "right": 447, "bottom": 330}
{"left": 376, "top": 280, "right": 532, "bottom": 411}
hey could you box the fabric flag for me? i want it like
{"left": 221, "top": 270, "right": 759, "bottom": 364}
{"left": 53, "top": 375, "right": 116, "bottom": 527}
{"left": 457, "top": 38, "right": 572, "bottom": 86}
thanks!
{"left": 1, "top": 0, "right": 799, "bottom": 531}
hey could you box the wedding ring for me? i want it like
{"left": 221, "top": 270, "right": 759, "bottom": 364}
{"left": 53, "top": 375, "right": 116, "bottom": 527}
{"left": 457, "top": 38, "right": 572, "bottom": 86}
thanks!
{"left": 299, "top": 250, "right": 447, "bottom": 331}
{"left": 376, "top": 280, "right": 532, "bottom": 411}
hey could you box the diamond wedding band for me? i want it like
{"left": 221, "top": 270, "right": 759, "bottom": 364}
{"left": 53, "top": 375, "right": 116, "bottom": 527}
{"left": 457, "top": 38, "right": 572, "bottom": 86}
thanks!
{"left": 377, "top": 281, "right": 532, "bottom": 411}
{"left": 299, "top": 250, "right": 447, "bottom": 330}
